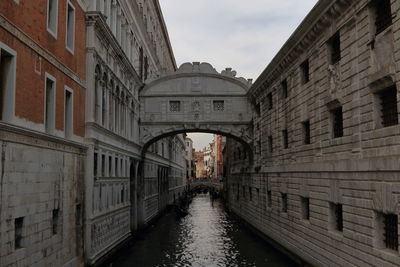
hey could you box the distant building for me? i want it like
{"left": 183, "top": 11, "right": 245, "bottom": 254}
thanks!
{"left": 194, "top": 151, "right": 205, "bottom": 179}
{"left": 185, "top": 138, "right": 195, "bottom": 181}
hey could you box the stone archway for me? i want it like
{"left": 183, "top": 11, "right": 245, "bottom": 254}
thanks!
{"left": 139, "top": 62, "right": 254, "bottom": 157}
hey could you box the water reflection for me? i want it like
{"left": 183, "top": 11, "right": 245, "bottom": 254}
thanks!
{"left": 109, "top": 194, "right": 297, "bottom": 267}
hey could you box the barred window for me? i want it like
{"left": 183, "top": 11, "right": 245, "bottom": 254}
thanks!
{"left": 328, "top": 32, "right": 341, "bottom": 65}
{"left": 268, "top": 136, "right": 273, "bottom": 153}
{"left": 169, "top": 101, "right": 181, "bottom": 112}
{"left": 330, "top": 202, "right": 343, "bottom": 232}
{"left": 213, "top": 100, "right": 224, "bottom": 111}
{"left": 301, "top": 197, "right": 310, "bottom": 220}
{"left": 384, "top": 214, "right": 398, "bottom": 251}
{"left": 302, "top": 120, "right": 311, "bottom": 144}
{"left": 300, "top": 59, "right": 310, "bottom": 84}
{"left": 331, "top": 107, "right": 343, "bottom": 138}
{"left": 373, "top": 0, "right": 392, "bottom": 35}
{"left": 281, "top": 193, "right": 288, "bottom": 213}
{"left": 282, "top": 129, "right": 289, "bottom": 149}
{"left": 378, "top": 85, "right": 398, "bottom": 127}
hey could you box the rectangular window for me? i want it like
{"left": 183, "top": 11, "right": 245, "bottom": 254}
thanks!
{"left": 213, "top": 100, "right": 225, "bottom": 111}
{"left": 330, "top": 202, "right": 343, "bottom": 232}
{"left": 376, "top": 212, "right": 398, "bottom": 251}
{"left": 64, "top": 89, "right": 73, "bottom": 138}
{"left": 373, "top": 0, "right": 392, "bottom": 35}
{"left": 14, "top": 217, "right": 24, "bottom": 249}
{"left": 101, "top": 154, "right": 105, "bottom": 176}
{"left": 108, "top": 156, "right": 112, "bottom": 176}
{"left": 281, "top": 79, "right": 288, "bottom": 99}
{"left": 47, "top": 0, "right": 58, "bottom": 37}
{"left": 378, "top": 85, "right": 398, "bottom": 127}
{"left": 115, "top": 158, "right": 119, "bottom": 176}
{"left": 249, "top": 187, "right": 252, "bottom": 201}
{"left": 267, "top": 190, "right": 272, "bottom": 208}
{"left": 52, "top": 209, "right": 59, "bottom": 235}
{"left": 66, "top": 2, "right": 75, "bottom": 52}
{"left": 267, "top": 92, "right": 273, "bottom": 110}
{"left": 331, "top": 107, "right": 343, "bottom": 138}
{"left": 328, "top": 32, "right": 341, "bottom": 65}
{"left": 268, "top": 136, "right": 273, "bottom": 153}
{"left": 169, "top": 101, "right": 181, "bottom": 112}
{"left": 301, "top": 197, "right": 310, "bottom": 220}
{"left": 93, "top": 152, "right": 98, "bottom": 177}
{"left": 282, "top": 129, "right": 289, "bottom": 149}
{"left": 0, "top": 48, "right": 15, "bottom": 121}
{"left": 302, "top": 120, "right": 311, "bottom": 144}
{"left": 281, "top": 193, "right": 287, "bottom": 213}
{"left": 300, "top": 59, "right": 310, "bottom": 84}
{"left": 45, "top": 75, "right": 56, "bottom": 134}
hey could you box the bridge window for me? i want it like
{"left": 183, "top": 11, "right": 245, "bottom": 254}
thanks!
{"left": 281, "top": 193, "right": 287, "bottom": 213}
{"left": 301, "top": 197, "right": 310, "bottom": 220}
{"left": 213, "top": 100, "right": 224, "bottom": 112}
{"left": 372, "top": 0, "right": 392, "bottom": 35}
{"left": 300, "top": 59, "right": 310, "bottom": 84}
{"left": 328, "top": 32, "right": 341, "bottom": 65}
{"left": 329, "top": 202, "right": 343, "bottom": 232}
{"left": 169, "top": 101, "right": 181, "bottom": 112}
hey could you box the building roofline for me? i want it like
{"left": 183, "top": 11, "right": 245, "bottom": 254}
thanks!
{"left": 153, "top": 0, "right": 177, "bottom": 71}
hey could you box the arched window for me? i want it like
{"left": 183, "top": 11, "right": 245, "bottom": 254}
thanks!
{"left": 109, "top": 80, "right": 114, "bottom": 130}
{"left": 101, "top": 73, "right": 108, "bottom": 126}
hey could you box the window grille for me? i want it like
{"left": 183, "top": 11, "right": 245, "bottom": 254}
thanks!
{"left": 384, "top": 213, "right": 398, "bottom": 251}
{"left": 379, "top": 86, "right": 398, "bottom": 127}
{"left": 332, "top": 107, "right": 343, "bottom": 138}
{"left": 300, "top": 60, "right": 310, "bottom": 84}
{"left": 329, "top": 32, "right": 341, "bottom": 64}
{"left": 169, "top": 101, "right": 181, "bottom": 112}
{"left": 302, "top": 197, "right": 310, "bottom": 220}
{"left": 334, "top": 203, "right": 343, "bottom": 231}
{"left": 374, "top": 0, "right": 392, "bottom": 35}
{"left": 282, "top": 129, "right": 289, "bottom": 149}
{"left": 213, "top": 100, "right": 224, "bottom": 111}
{"left": 303, "top": 120, "right": 311, "bottom": 144}
{"left": 268, "top": 136, "right": 273, "bottom": 153}
{"left": 281, "top": 193, "right": 287, "bottom": 213}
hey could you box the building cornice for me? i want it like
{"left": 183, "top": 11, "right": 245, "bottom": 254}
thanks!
{"left": 249, "top": 0, "right": 353, "bottom": 100}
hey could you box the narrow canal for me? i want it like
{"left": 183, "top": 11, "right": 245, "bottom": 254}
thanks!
{"left": 107, "top": 194, "right": 298, "bottom": 267}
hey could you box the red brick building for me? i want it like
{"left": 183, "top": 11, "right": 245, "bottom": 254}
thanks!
{"left": 0, "top": 1, "right": 86, "bottom": 266}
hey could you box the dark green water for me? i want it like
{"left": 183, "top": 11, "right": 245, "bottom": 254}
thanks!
{"left": 109, "top": 194, "right": 298, "bottom": 267}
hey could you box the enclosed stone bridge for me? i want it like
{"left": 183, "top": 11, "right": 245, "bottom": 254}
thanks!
{"left": 139, "top": 62, "right": 254, "bottom": 154}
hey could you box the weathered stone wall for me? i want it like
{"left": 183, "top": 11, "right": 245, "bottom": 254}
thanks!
{"left": 226, "top": 0, "right": 400, "bottom": 266}
{"left": 0, "top": 126, "right": 85, "bottom": 267}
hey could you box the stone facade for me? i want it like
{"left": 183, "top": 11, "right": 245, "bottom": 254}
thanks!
{"left": 225, "top": 0, "right": 400, "bottom": 266}
{"left": 0, "top": 0, "right": 86, "bottom": 266}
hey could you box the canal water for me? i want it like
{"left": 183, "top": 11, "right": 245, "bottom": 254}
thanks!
{"left": 108, "top": 194, "right": 297, "bottom": 267}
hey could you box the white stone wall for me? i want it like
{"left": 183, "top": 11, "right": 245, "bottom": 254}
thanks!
{"left": 0, "top": 129, "right": 85, "bottom": 267}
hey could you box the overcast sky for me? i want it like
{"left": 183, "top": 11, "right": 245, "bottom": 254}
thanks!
{"left": 159, "top": 0, "right": 318, "bottom": 150}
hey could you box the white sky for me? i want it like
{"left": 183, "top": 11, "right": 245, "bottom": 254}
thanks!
{"left": 159, "top": 0, "right": 319, "bottom": 151}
